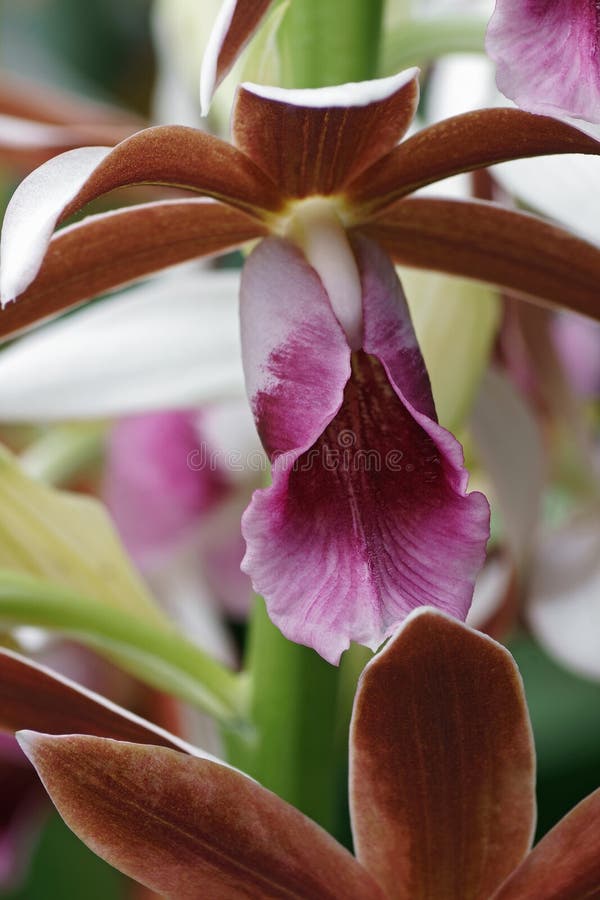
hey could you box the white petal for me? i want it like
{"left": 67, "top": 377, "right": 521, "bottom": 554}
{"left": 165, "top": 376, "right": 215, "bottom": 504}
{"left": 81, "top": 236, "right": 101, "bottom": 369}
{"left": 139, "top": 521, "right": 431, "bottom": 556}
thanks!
{"left": 470, "top": 368, "right": 545, "bottom": 567}
{"left": 493, "top": 154, "right": 600, "bottom": 245}
{"left": 0, "top": 146, "right": 111, "bottom": 305}
{"left": 148, "top": 542, "right": 238, "bottom": 667}
{"left": 528, "top": 512, "right": 600, "bottom": 681}
{"left": 426, "top": 53, "right": 496, "bottom": 121}
{"left": 0, "top": 267, "right": 245, "bottom": 421}
{"left": 467, "top": 553, "right": 512, "bottom": 629}
{"left": 0, "top": 114, "right": 74, "bottom": 148}
{"left": 426, "top": 54, "right": 600, "bottom": 244}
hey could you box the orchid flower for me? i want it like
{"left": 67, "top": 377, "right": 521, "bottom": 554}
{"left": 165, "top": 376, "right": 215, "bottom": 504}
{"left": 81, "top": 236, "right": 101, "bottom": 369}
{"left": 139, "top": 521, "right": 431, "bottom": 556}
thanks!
{"left": 4, "top": 5, "right": 600, "bottom": 661}
{"left": 0, "top": 608, "right": 598, "bottom": 898}
{"left": 105, "top": 403, "right": 259, "bottom": 621}
{"left": 486, "top": 0, "right": 600, "bottom": 124}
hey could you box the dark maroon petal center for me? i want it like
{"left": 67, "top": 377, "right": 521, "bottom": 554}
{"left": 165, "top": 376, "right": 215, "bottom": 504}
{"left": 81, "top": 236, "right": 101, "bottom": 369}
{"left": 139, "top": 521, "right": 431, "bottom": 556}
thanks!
{"left": 295, "top": 350, "right": 445, "bottom": 541}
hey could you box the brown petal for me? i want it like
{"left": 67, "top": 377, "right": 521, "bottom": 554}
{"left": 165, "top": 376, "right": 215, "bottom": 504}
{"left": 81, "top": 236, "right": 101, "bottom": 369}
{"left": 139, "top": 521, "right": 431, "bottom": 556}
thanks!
{"left": 349, "top": 608, "right": 536, "bottom": 900}
{"left": 0, "top": 199, "right": 265, "bottom": 341}
{"left": 59, "top": 124, "right": 283, "bottom": 221}
{"left": 1, "top": 126, "right": 280, "bottom": 306}
{"left": 0, "top": 649, "right": 192, "bottom": 753}
{"left": 493, "top": 789, "right": 600, "bottom": 899}
{"left": 359, "top": 197, "right": 600, "bottom": 321}
{"left": 0, "top": 73, "right": 144, "bottom": 172}
{"left": 0, "top": 72, "right": 144, "bottom": 129}
{"left": 346, "top": 108, "right": 600, "bottom": 216}
{"left": 19, "top": 733, "right": 382, "bottom": 900}
{"left": 232, "top": 69, "right": 419, "bottom": 198}
{"left": 0, "top": 120, "right": 136, "bottom": 172}
{"left": 200, "top": 0, "right": 275, "bottom": 115}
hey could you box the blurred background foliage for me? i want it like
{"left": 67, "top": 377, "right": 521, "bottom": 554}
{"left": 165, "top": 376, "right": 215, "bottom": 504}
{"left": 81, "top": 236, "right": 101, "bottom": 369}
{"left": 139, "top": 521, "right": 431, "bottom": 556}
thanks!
{"left": 0, "top": 1, "right": 598, "bottom": 896}
{"left": 0, "top": 0, "right": 152, "bottom": 109}
{"left": 0, "top": 3, "right": 150, "bottom": 894}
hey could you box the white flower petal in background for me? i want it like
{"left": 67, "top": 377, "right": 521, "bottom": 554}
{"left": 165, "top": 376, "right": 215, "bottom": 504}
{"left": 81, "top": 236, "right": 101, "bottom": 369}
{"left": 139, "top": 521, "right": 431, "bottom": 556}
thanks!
{"left": 426, "top": 53, "right": 496, "bottom": 120}
{"left": 427, "top": 53, "right": 600, "bottom": 244}
{"left": 149, "top": 541, "right": 238, "bottom": 667}
{"left": 0, "top": 266, "right": 245, "bottom": 421}
{"left": 151, "top": 2, "right": 205, "bottom": 129}
{"left": 196, "top": 398, "right": 263, "bottom": 488}
{"left": 493, "top": 153, "right": 600, "bottom": 246}
{"left": 527, "top": 511, "right": 600, "bottom": 682}
{"left": 470, "top": 367, "right": 545, "bottom": 568}
{"left": 467, "top": 552, "right": 514, "bottom": 632}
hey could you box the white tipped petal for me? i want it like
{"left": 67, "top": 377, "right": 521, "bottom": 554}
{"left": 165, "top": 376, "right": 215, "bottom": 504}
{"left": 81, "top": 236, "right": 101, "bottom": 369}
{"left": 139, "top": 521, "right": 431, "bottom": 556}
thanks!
{"left": 200, "top": 0, "right": 238, "bottom": 116}
{"left": 0, "top": 146, "right": 111, "bottom": 305}
{"left": 242, "top": 67, "right": 420, "bottom": 110}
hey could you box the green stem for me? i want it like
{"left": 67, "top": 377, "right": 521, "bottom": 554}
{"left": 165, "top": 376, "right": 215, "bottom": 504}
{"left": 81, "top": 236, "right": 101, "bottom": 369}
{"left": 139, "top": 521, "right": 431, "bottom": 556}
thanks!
{"left": 224, "top": 598, "right": 339, "bottom": 831}
{"left": 0, "top": 570, "right": 247, "bottom": 726}
{"left": 380, "top": 17, "right": 488, "bottom": 74}
{"left": 331, "top": 644, "right": 372, "bottom": 845}
{"left": 278, "top": 0, "right": 384, "bottom": 86}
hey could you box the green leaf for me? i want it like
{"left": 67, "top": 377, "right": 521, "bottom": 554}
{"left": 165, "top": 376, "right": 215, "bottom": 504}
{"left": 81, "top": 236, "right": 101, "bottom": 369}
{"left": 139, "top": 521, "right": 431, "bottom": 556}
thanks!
{"left": 224, "top": 597, "right": 339, "bottom": 832}
{"left": 0, "top": 448, "right": 247, "bottom": 723}
{"left": 0, "top": 569, "right": 247, "bottom": 724}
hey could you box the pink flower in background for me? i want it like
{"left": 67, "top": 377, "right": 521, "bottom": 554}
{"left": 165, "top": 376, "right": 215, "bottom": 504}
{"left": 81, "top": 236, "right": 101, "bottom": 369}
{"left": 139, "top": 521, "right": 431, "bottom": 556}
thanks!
{"left": 552, "top": 312, "right": 600, "bottom": 398}
{"left": 106, "top": 411, "right": 227, "bottom": 567}
{"left": 486, "top": 0, "right": 600, "bottom": 123}
{"left": 105, "top": 405, "right": 259, "bottom": 621}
